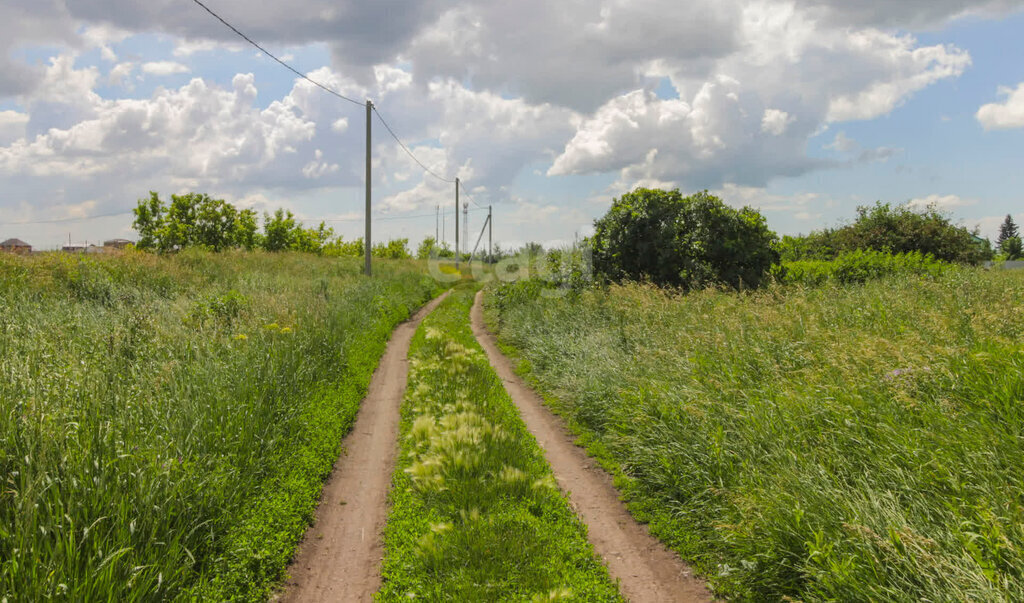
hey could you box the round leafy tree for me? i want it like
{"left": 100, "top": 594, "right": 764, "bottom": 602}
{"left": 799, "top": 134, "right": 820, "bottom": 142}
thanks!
{"left": 590, "top": 188, "right": 779, "bottom": 290}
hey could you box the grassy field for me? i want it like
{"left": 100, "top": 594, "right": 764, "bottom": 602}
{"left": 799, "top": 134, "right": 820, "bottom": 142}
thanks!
{"left": 378, "top": 286, "right": 621, "bottom": 601}
{"left": 0, "top": 250, "right": 440, "bottom": 600}
{"left": 486, "top": 269, "right": 1024, "bottom": 601}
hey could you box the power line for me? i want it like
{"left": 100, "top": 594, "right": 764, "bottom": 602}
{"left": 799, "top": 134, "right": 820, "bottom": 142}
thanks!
{"left": 458, "top": 180, "right": 486, "bottom": 209}
{"left": 1, "top": 210, "right": 135, "bottom": 226}
{"left": 317, "top": 208, "right": 486, "bottom": 223}
{"left": 194, "top": 0, "right": 493, "bottom": 212}
{"left": 190, "top": 0, "right": 363, "bottom": 108}
{"left": 12, "top": 2, "right": 488, "bottom": 239}
{"left": 372, "top": 105, "right": 455, "bottom": 184}
{"left": 3, "top": 206, "right": 487, "bottom": 228}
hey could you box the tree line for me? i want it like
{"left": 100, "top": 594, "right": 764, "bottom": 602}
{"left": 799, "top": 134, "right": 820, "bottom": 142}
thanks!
{"left": 586, "top": 188, "right": 996, "bottom": 291}
{"left": 132, "top": 192, "right": 412, "bottom": 258}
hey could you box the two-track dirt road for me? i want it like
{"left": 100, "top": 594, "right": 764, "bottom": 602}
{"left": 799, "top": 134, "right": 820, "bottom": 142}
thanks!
{"left": 277, "top": 288, "right": 711, "bottom": 602}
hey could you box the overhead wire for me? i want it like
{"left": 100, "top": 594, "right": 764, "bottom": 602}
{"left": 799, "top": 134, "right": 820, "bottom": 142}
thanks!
{"left": 458, "top": 180, "right": 486, "bottom": 209}
{"left": 1, "top": 210, "right": 135, "bottom": 226}
{"left": 192, "top": 0, "right": 490, "bottom": 205}
{"left": 318, "top": 207, "right": 486, "bottom": 223}
{"left": 190, "top": 0, "right": 364, "bottom": 107}
{"left": 371, "top": 105, "right": 455, "bottom": 184}
{"left": 9, "top": 2, "right": 490, "bottom": 231}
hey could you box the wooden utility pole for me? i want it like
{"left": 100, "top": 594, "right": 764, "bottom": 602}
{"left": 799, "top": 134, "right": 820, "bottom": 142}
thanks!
{"left": 455, "top": 178, "right": 460, "bottom": 269}
{"left": 364, "top": 100, "right": 372, "bottom": 277}
{"left": 488, "top": 205, "right": 492, "bottom": 263}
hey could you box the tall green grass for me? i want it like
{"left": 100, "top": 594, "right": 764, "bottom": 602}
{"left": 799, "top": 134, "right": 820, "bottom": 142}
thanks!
{"left": 378, "top": 286, "right": 621, "bottom": 601}
{"left": 0, "top": 250, "right": 440, "bottom": 600}
{"left": 486, "top": 269, "right": 1024, "bottom": 601}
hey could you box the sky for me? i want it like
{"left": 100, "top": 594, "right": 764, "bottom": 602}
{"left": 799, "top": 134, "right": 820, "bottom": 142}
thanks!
{"left": 1, "top": 0, "right": 1023, "bottom": 250}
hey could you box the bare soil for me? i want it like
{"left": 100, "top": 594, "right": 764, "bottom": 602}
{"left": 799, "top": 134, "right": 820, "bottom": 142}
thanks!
{"left": 470, "top": 291, "right": 713, "bottom": 603}
{"left": 277, "top": 291, "right": 449, "bottom": 603}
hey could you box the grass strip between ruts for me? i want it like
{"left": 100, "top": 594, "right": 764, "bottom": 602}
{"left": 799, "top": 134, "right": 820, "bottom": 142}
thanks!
{"left": 377, "top": 285, "right": 622, "bottom": 601}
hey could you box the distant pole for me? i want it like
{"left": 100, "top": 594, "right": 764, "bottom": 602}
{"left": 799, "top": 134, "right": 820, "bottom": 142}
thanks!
{"left": 455, "top": 178, "right": 460, "bottom": 270}
{"left": 435, "top": 205, "right": 439, "bottom": 242}
{"left": 364, "top": 99, "right": 372, "bottom": 277}
{"left": 463, "top": 202, "right": 468, "bottom": 262}
{"left": 488, "top": 205, "right": 492, "bottom": 263}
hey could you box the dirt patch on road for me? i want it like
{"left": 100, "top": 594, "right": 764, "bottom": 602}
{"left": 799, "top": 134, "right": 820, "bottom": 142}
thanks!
{"left": 277, "top": 291, "right": 449, "bottom": 603}
{"left": 470, "top": 291, "right": 713, "bottom": 603}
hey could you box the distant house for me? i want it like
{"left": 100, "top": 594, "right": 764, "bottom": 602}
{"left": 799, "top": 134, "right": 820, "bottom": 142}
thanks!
{"left": 62, "top": 243, "right": 87, "bottom": 253}
{"left": 103, "top": 238, "right": 134, "bottom": 249}
{"left": 0, "top": 238, "right": 31, "bottom": 254}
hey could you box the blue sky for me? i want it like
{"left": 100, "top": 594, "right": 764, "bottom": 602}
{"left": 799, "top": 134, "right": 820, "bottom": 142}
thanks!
{"left": 1, "top": 0, "right": 1023, "bottom": 249}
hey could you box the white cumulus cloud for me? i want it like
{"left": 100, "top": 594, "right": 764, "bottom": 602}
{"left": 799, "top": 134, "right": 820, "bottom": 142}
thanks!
{"left": 0, "top": 110, "right": 29, "bottom": 145}
{"left": 761, "top": 109, "right": 794, "bottom": 135}
{"left": 977, "top": 83, "right": 1024, "bottom": 130}
{"left": 907, "top": 194, "right": 978, "bottom": 210}
{"left": 141, "top": 61, "right": 190, "bottom": 76}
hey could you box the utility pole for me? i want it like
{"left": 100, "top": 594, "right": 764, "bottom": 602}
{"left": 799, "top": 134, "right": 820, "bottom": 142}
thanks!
{"left": 435, "top": 205, "right": 439, "bottom": 242}
{"left": 463, "top": 202, "right": 468, "bottom": 262}
{"left": 364, "top": 99, "right": 372, "bottom": 277}
{"left": 455, "top": 178, "right": 460, "bottom": 270}
{"left": 488, "top": 205, "right": 492, "bottom": 263}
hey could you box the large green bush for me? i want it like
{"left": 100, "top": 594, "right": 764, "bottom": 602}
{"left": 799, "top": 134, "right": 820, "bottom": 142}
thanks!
{"left": 590, "top": 188, "right": 779, "bottom": 290}
{"left": 780, "top": 202, "right": 987, "bottom": 264}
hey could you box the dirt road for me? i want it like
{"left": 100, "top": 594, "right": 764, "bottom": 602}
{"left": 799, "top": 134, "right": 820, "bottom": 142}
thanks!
{"left": 470, "top": 291, "right": 713, "bottom": 603}
{"left": 278, "top": 291, "right": 448, "bottom": 603}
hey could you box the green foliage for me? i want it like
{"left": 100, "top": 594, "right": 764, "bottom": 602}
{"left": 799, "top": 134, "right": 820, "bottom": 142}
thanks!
{"left": 132, "top": 192, "right": 250, "bottom": 252}
{"left": 185, "top": 289, "right": 248, "bottom": 328}
{"left": 261, "top": 208, "right": 302, "bottom": 252}
{"left": 378, "top": 287, "right": 621, "bottom": 601}
{"left": 782, "top": 202, "right": 986, "bottom": 264}
{"left": 323, "top": 237, "right": 364, "bottom": 258}
{"left": 778, "top": 250, "right": 951, "bottom": 286}
{"left": 0, "top": 251, "right": 440, "bottom": 600}
{"left": 590, "top": 188, "right": 779, "bottom": 290}
{"left": 234, "top": 207, "right": 262, "bottom": 250}
{"left": 416, "top": 236, "right": 454, "bottom": 259}
{"left": 262, "top": 209, "right": 336, "bottom": 254}
{"left": 291, "top": 222, "right": 334, "bottom": 254}
{"left": 999, "top": 236, "right": 1022, "bottom": 260}
{"left": 133, "top": 193, "right": 338, "bottom": 255}
{"left": 487, "top": 269, "right": 1024, "bottom": 601}
{"left": 132, "top": 191, "right": 163, "bottom": 250}
{"left": 997, "top": 214, "right": 1019, "bottom": 249}
{"left": 372, "top": 238, "right": 411, "bottom": 260}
